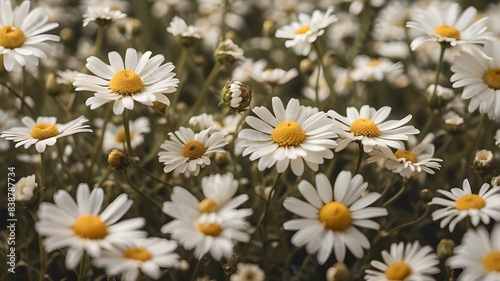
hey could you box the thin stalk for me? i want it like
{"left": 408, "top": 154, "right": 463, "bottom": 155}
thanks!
{"left": 39, "top": 152, "right": 45, "bottom": 202}
{"left": 122, "top": 109, "right": 133, "bottom": 155}
{"left": 94, "top": 25, "right": 105, "bottom": 57}
{"left": 382, "top": 179, "right": 410, "bottom": 208}
{"left": 314, "top": 66, "right": 321, "bottom": 109}
{"left": 254, "top": 173, "right": 282, "bottom": 232}
{"left": 124, "top": 171, "right": 163, "bottom": 212}
{"left": 28, "top": 209, "right": 46, "bottom": 281}
{"left": 190, "top": 257, "right": 204, "bottom": 281}
{"left": 170, "top": 47, "right": 189, "bottom": 110}
{"left": 467, "top": 114, "right": 487, "bottom": 162}
{"left": 386, "top": 207, "right": 430, "bottom": 235}
{"left": 95, "top": 167, "right": 112, "bottom": 187}
{"left": 0, "top": 80, "right": 35, "bottom": 116}
{"left": 88, "top": 104, "right": 113, "bottom": 178}
{"left": 131, "top": 161, "right": 172, "bottom": 189}
{"left": 353, "top": 143, "right": 364, "bottom": 175}
{"left": 313, "top": 42, "right": 335, "bottom": 98}
{"left": 77, "top": 253, "right": 88, "bottom": 281}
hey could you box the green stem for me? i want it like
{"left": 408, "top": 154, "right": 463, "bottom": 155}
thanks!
{"left": 77, "top": 253, "right": 88, "bottom": 281}
{"left": 124, "top": 171, "right": 163, "bottom": 212}
{"left": 190, "top": 257, "right": 204, "bottom": 281}
{"left": 88, "top": 104, "right": 113, "bottom": 178}
{"left": 353, "top": 143, "right": 364, "bottom": 175}
{"left": 382, "top": 179, "right": 410, "bottom": 208}
{"left": 28, "top": 210, "right": 46, "bottom": 281}
{"left": 386, "top": 207, "right": 430, "bottom": 235}
{"left": 0, "top": 80, "right": 35, "bottom": 116}
{"left": 39, "top": 152, "right": 45, "bottom": 202}
{"left": 122, "top": 109, "right": 133, "bottom": 156}
{"left": 467, "top": 114, "right": 487, "bottom": 163}
{"left": 94, "top": 25, "right": 105, "bottom": 57}
{"left": 254, "top": 173, "right": 282, "bottom": 232}
{"left": 313, "top": 42, "right": 335, "bottom": 99}
{"left": 131, "top": 161, "right": 172, "bottom": 189}
{"left": 170, "top": 47, "right": 189, "bottom": 111}
{"left": 95, "top": 167, "right": 112, "bottom": 187}
{"left": 314, "top": 63, "right": 321, "bottom": 109}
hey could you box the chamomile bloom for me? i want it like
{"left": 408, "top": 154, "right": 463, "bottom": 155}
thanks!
{"left": 82, "top": 6, "right": 126, "bottom": 27}
{"left": 275, "top": 6, "right": 337, "bottom": 56}
{"left": 451, "top": 41, "right": 500, "bottom": 120}
{"left": 0, "top": 109, "right": 19, "bottom": 151}
{"left": 35, "top": 183, "right": 146, "bottom": 269}
{"left": 349, "top": 55, "right": 403, "bottom": 82}
{"left": 366, "top": 143, "right": 442, "bottom": 179}
{"left": 161, "top": 209, "right": 252, "bottom": 260}
{"left": 102, "top": 117, "right": 150, "bottom": 152}
{"left": 158, "top": 126, "right": 227, "bottom": 176}
{"left": 167, "top": 16, "right": 201, "bottom": 47}
{"left": 429, "top": 179, "right": 500, "bottom": 232}
{"left": 328, "top": 105, "right": 419, "bottom": 153}
{"left": 0, "top": 0, "right": 60, "bottom": 71}
{"left": 283, "top": 172, "right": 388, "bottom": 264}
{"left": 406, "top": 3, "right": 494, "bottom": 54}
{"left": 93, "top": 237, "right": 179, "bottom": 281}
{"left": 364, "top": 241, "right": 440, "bottom": 281}
{"left": 1, "top": 116, "right": 92, "bottom": 153}
{"left": 14, "top": 174, "right": 37, "bottom": 202}
{"left": 74, "top": 48, "right": 179, "bottom": 115}
{"left": 237, "top": 97, "right": 338, "bottom": 176}
{"left": 449, "top": 224, "right": 500, "bottom": 281}
{"left": 250, "top": 59, "right": 298, "bottom": 86}
{"left": 230, "top": 263, "right": 265, "bottom": 281}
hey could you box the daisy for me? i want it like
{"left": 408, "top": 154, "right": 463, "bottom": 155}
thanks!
{"left": 364, "top": 241, "right": 440, "bottom": 281}
{"left": 449, "top": 224, "right": 500, "bottom": 280}
{"left": 73, "top": 48, "right": 179, "bottom": 115}
{"left": 406, "top": 3, "right": 494, "bottom": 53}
{"left": 230, "top": 263, "right": 265, "bottom": 281}
{"left": 82, "top": 6, "right": 127, "bottom": 27}
{"left": 1, "top": 115, "right": 92, "bottom": 153}
{"left": 250, "top": 59, "right": 298, "bottom": 86}
{"left": 275, "top": 6, "right": 337, "bottom": 56}
{"left": 161, "top": 208, "right": 252, "bottom": 260}
{"left": 189, "top": 113, "right": 216, "bottom": 131}
{"left": 35, "top": 183, "right": 146, "bottom": 269}
{"left": 0, "top": 109, "right": 18, "bottom": 151}
{"left": 349, "top": 55, "right": 403, "bottom": 82}
{"left": 0, "top": 0, "right": 59, "bottom": 71}
{"left": 214, "top": 38, "right": 244, "bottom": 65}
{"left": 56, "top": 69, "right": 80, "bottom": 86}
{"left": 158, "top": 126, "right": 227, "bottom": 176}
{"left": 167, "top": 16, "right": 201, "bottom": 47}
{"left": 366, "top": 143, "right": 442, "bottom": 179}
{"left": 429, "top": 179, "right": 500, "bottom": 232}
{"left": 328, "top": 105, "right": 419, "bottom": 153}
{"left": 237, "top": 97, "right": 338, "bottom": 176}
{"left": 93, "top": 237, "right": 179, "bottom": 281}
{"left": 102, "top": 117, "right": 150, "bottom": 152}
{"left": 14, "top": 174, "right": 37, "bottom": 202}
{"left": 283, "top": 172, "right": 388, "bottom": 264}
{"left": 450, "top": 41, "right": 500, "bottom": 120}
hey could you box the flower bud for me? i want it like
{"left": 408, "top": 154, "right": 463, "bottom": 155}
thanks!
{"left": 442, "top": 111, "right": 464, "bottom": 135}
{"left": 107, "top": 149, "right": 130, "bottom": 170}
{"left": 437, "top": 238, "right": 456, "bottom": 261}
{"left": 214, "top": 39, "right": 244, "bottom": 65}
{"left": 473, "top": 149, "right": 495, "bottom": 176}
{"left": 419, "top": 188, "right": 433, "bottom": 203}
{"left": 45, "top": 72, "right": 60, "bottom": 97}
{"left": 326, "top": 262, "right": 350, "bottom": 281}
{"left": 300, "top": 58, "right": 315, "bottom": 76}
{"left": 221, "top": 80, "right": 252, "bottom": 113}
{"left": 491, "top": 175, "right": 500, "bottom": 187}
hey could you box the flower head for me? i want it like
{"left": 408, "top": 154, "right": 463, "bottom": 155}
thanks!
{"left": 1, "top": 116, "right": 92, "bottom": 153}
{"left": 214, "top": 38, "right": 244, "bottom": 65}
{"left": 350, "top": 55, "right": 403, "bottom": 82}
{"left": 275, "top": 6, "right": 337, "bottom": 56}
{"left": 328, "top": 105, "right": 419, "bottom": 153}
{"left": 74, "top": 48, "right": 179, "bottom": 115}
{"left": 221, "top": 80, "right": 252, "bottom": 113}
{"left": 283, "top": 172, "right": 387, "bottom": 264}
{"left": 167, "top": 16, "right": 201, "bottom": 47}
{"left": 230, "top": 263, "right": 265, "bottom": 281}
{"left": 364, "top": 241, "right": 440, "bottom": 281}
{"left": 82, "top": 6, "right": 127, "bottom": 27}
{"left": 429, "top": 179, "right": 500, "bottom": 232}
{"left": 250, "top": 59, "right": 298, "bottom": 86}
{"left": 14, "top": 174, "right": 38, "bottom": 202}
{"left": 0, "top": 0, "right": 59, "bottom": 71}
{"left": 35, "top": 183, "right": 146, "bottom": 269}
{"left": 102, "top": 117, "right": 150, "bottom": 152}
{"left": 237, "top": 97, "right": 337, "bottom": 176}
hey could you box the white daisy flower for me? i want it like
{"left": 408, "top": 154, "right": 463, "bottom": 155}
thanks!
{"left": 250, "top": 59, "right": 298, "bottom": 86}
{"left": 495, "top": 129, "right": 500, "bottom": 147}
{"left": 328, "top": 105, "right": 419, "bottom": 153}
{"left": 232, "top": 58, "right": 254, "bottom": 82}
{"left": 189, "top": 113, "right": 215, "bottom": 131}
{"left": 14, "top": 174, "right": 37, "bottom": 202}
{"left": 302, "top": 68, "right": 330, "bottom": 102}
{"left": 275, "top": 6, "right": 337, "bottom": 56}
{"left": 93, "top": 237, "right": 179, "bottom": 281}
{"left": 429, "top": 179, "right": 500, "bottom": 232}
{"left": 214, "top": 38, "right": 245, "bottom": 65}
{"left": 161, "top": 207, "right": 252, "bottom": 260}
{"left": 158, "top": 126, "right": 227, "bottom": 176}
{"left": 283, "top": 172, "right": 388, "bottom": 264}
{"left": 349, "top": 55, "right": 403, "bottom": 82}
{"left": 56, "top": 69, "right": 80, "bottom": 86}
{"left": 366, "top": 143, "right": 442, "bottom": 179}
{"left": 449, "top": 223, "right": 500, "bottom": 281}
{"left": 0, "top": 0, "right": 59, "bottom": 71}
{"left": 73, "top": 48, "right": 179, "bottom": 115}
{"left": 82, "top": 6, "right": 127, "bottom": 27}
{"left": 230, "top": 263, "right": 265, "bottom": 281}
{"left": 167, "top": 15, "right": 201, "bottom": 39}
{"left": 0, "top": 109, "right": 19, "bottom": 151}
{"left": 451, "top": 41, "right": 500, "bottom": 120}
{"left": 406, "top": 3, "right": 494, "bottom": 54}
{"left": 35, "top": 183, "right": 146, "bottom": 269}
{"left": 1, "top": 115, "right": 92, "bottom": 153}
{"left": 221, "top": 80, "right": 252, "bottom": 113}
{"left": 237, "top": 97, "right": 338, "bottom": 176}
{"left": 364, "top": 241, "right": 440, "bottom": 281}
{"left": 102, "top": 116, "right": 151, "bottom": 153}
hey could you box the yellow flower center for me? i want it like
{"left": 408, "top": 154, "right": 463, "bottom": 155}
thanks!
{"left": 197, "top": 222, "right": 222, "bottom": 236}
{"left": 385, "top": 261, "right": 412, "bottom": 280}
{"left": 265, "top": 68, "right": 275, "bottom": 72}
{"left": 72, "top": 215, "right": 108, "bottom": 240}
{"left": 109, "top": 70, "right": 144, "bottom": 96}
{"left": 271, "top": 120, "right": 306, "bottom": 147}
{"left": 0, "top": 25, "right": 26, "bottom": 49}
{"left": 394, "top": 150, "right": 418, "bottom": 163}
{"left": 115, "top": 129, "right": 134, "bottom": 143}
{"left": 455, "top": 194, "right": 486, "bottom": 211}
{"left": 199, "top": 198, "right": 218, "bottom": 213}
{"left": 434, "top": 25, "right": 460, "bottom": 39}
{"left": 318, "top": 202, "right": 351, "bottom": 231}
{"left": 482, "top": 251, "right": 500, "bottom": 272}
{"left": 484, "top": 68, "right": 500, "bottom": 90}
{"left": 294, "top": 25, "right": 311, "bottom": 34}
{"left": 181, "top": 140, "right": 207, "bottom": 160}
{"left": 350, "top": 118, "right": 380, "bottom": 137}
{"left": 367, "top": 59, "right": 381, "bottom": 67}
{"left": 123, "top": 247, "right": 152, "bottom": 262}
{"left": 30, "top": 123, "right": 60, "bottom": 140}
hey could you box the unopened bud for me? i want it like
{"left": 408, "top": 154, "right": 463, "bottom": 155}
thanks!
{"left": 437, "top": 239, "right": 456, "bottom": 261}
{"left": 215, "top": 152, "right": 229, "bottom": 167}
{"left": 214, "top": 38, "right": 244, "bottom": 65}
{"left": 326, "top": 262, "right": 350, "bottom": 281}
{"left": 300, "top": 58, "right": 315, "bottom": 76}
{"left": 107, "top": 149, "right": 130, "bottom": 170}
{"left": 491, "top": 175, "right": 500, "bottom": 187}
{"left": 473, "top": 149, "right": 495, "bottom": 176}
{"left": 419, "top": 188, "right": 433, "bottom": 203}
{"left": 45, "top": 73, "right": 60, "bottom": 97}
{"left": 221, "top": 80, "right": 252, "bottom": 113}
{"left": 263, "top": 20, "right": 275, "bottom": 37}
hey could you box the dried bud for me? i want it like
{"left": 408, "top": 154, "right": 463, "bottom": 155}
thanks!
{"left": 473, "top": 149, "right": 495, "bottom": 176}
{"left": 107, "top": 149, "right": 130, "bottom": 170}
{"left": 221, "top": 80, "right": 252, "bottom": 113}
{"left": 419, "top": 188, "right": 434, "bottom": 203}
{"left": 214, "top": 39, "right": 244, "bottom": 65}
{"left": 437, "top": 238, "right": 456, "bottom": 261}
{"left": 326, "top": 262, "right": 350, "bottom": 281}
{"left": 491, "top": 175, "right": 500, "bottom": 187}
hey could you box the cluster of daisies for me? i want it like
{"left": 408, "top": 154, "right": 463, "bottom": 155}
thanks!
{"left": 2, "top": 0, "right": 500, "bottom": 280}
